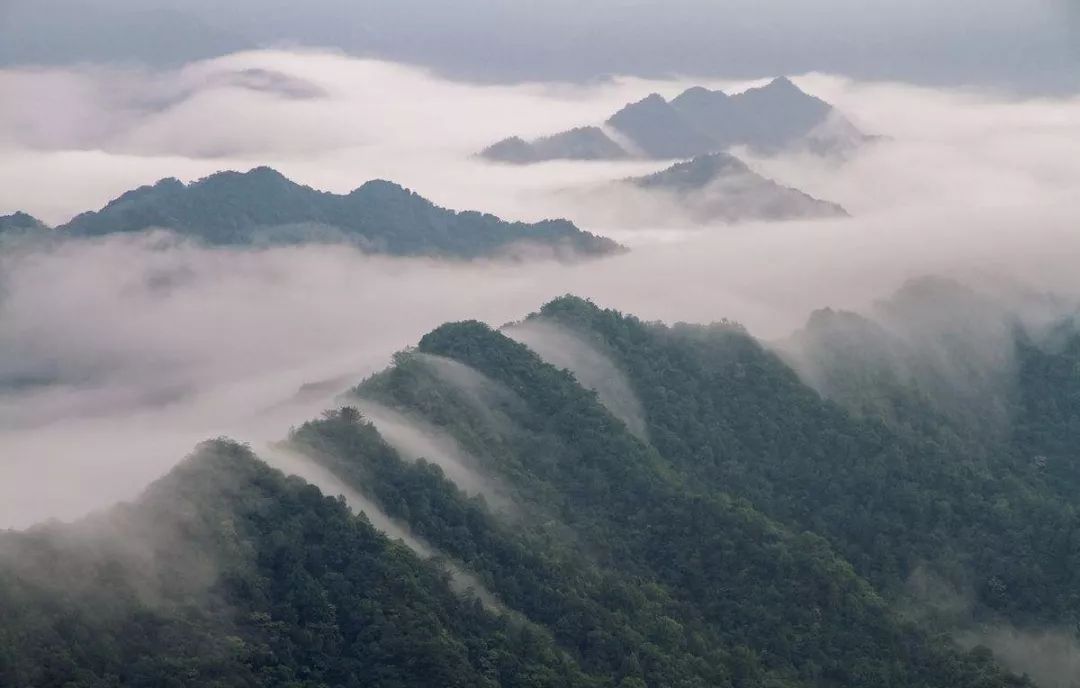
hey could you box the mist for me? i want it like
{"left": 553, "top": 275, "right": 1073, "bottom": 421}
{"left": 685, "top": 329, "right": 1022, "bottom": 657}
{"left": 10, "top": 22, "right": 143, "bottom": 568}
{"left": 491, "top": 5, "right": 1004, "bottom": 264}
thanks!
{"left": 348, "top": 397, "right": 512, "bottom": 509}
{"left": 904, "top": 565, "right": 1080, "bottom": 688}
{"left": 260, "top": 442, "right": 505, "bottom": 608}
{"left": 504, "top": 319, "right": 648, "bottom": 440}
{"left": 3, "top": 49, "right": 1080, "bottom": 530}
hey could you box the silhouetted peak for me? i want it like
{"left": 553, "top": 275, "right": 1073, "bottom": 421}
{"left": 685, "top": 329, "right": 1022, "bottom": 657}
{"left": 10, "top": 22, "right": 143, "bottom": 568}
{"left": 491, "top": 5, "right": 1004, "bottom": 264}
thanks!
{"left": 0, "top": 211, "right": 48, "bottom": 231}
{"left": 763, "top": 76, "right": 801, "bottom": 92}
{"left": 193, "top": 166, "right": 297, "bottom": 191}
{"left": 245, "top": 165, "right": 289, "bottom": 180}
{"left": 540, "top": 294, "right": 599, "bottom": 315}
{"left": 491, "top": 136, "right": 527, "bottom": 146}
{"left": 630, "top": 152, "right": 750, "bottom": 190}
{"left": 672, "top": 86, "right": 730, "bottom": 105}
{"left": 350, "top": 179, "right": 414, "bottom": 199}
{"left": 637, "top": 93, "right": 670, "bottom": 107}
{"left": 417, "top": 320, "right": 499, "bottom": 354}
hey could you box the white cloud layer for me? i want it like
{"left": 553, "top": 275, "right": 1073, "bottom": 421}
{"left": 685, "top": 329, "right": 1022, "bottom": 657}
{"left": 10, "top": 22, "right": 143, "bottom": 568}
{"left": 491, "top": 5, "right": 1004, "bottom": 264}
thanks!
{"left": 2, "top": 50, "right": 1080, "bottom": 528}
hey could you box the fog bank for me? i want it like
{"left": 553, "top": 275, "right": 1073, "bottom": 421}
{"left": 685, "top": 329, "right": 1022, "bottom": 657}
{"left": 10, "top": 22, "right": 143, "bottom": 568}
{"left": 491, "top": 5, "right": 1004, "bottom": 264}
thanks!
{"left": 3, "top": 50, "right": 1080, "bottom": 528}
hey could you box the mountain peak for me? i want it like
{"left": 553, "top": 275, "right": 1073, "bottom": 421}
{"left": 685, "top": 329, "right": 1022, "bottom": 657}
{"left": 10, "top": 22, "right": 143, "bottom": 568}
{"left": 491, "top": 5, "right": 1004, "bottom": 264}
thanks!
{"left": 0, "top": 211, "right": 48, "bottom": 232}
{"left": 194, "top": 166, "right": 295, "bottom": 189}
{"left": 740, "top": 76, "right": 818, "bottom": 102}
{"left": 481, "top": 128, "right": 627, "bottom": 164}
{"left": 635, "top": 93, "right": 670, "bottom": 108}
{"left": 350, "top": 178, "right": 413, "bottom": 198}
{"left": 672, "top": 86, "right": 730, "bottom": 105}
{"left": 607, "top": 93, "right": 717, "bottom": 158}
{"left": 765, "top": 75, "right": 799, "bottom": 90}
{"left": 630, "top": 152, "right": 749, "bottom": 191}
{"left": 245, "top": 165, "right": 289, "bottom": 180}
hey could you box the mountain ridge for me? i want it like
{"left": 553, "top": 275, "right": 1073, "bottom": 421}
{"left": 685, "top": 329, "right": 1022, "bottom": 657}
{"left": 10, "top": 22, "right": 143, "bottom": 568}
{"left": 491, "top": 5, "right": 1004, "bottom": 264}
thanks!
{"left": 52, "top": 167, "right": 621, "bottom": 259}
{"left": 481, "top": 77, "right": 871, "bottom": 163}
{"left": 617, "top": 152, "right": 849, "bottom": 223}
{"left": 3, "top": 288, "right": 1075, "bottom": 686}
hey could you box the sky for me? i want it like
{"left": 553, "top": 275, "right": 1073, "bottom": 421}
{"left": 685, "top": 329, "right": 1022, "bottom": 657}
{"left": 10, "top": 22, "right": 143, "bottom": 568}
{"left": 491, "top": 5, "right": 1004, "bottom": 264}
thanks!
{"left": 2, "top": 0, "right": 1079, "bottom": 93}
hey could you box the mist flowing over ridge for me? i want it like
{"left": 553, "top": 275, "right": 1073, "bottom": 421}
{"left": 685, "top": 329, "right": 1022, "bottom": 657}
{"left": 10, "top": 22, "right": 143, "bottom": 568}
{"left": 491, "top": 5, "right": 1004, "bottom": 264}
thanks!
{"left": 3, "top": 21, "right": 1080, "bottom": 687}
{"left": 3, "top": 282, "right": 1080, "bottom": 685}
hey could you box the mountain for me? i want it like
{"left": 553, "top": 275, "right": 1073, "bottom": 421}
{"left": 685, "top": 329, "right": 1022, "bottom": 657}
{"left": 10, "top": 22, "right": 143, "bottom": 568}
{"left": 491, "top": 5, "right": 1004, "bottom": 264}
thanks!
{"left": 520, "top": 296, "right": 1080, "bottom": 682}
{"left": 481, "top": 77, "right": 870, "bottom": 163}
{"left": 58, "top": 167, "right": 621, "bottom": 259}
{"left": 780, "top": 277, "right": 1056, "bottom": 439}
{"left": 625, "top": 153, "right": 848, "bottom": 222}
{"left": 0, "top": 212, "right": 47, "bottom": 234}
{"left": 667, "top": 86, "right": 739, "bottom": 143}
{"left": 713, "top": 77, "right": 833, "bottom": 152}
{"left": 481, "top": 127, "right": 629, "bottom": 164}
{"left": 606, "top": 93, "right": 718, "bottom": 159}
{"left": 0, "top": 441, "right": 594, "bottom": 687}
{"left": 7, "top": 289, "right": 1080, "bottom": 686}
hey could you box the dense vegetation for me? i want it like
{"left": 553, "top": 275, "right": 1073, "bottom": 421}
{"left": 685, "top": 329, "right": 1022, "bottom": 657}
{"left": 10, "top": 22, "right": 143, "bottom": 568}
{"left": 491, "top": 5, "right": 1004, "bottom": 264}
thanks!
{"left": 3, "top": 289, "right": 1076, "bottom": 686}
{"left": 336, "top": 319, "right": 1027, "bottom": 686}
{"left": 530, "top": 295, "right": 1080, "bottom": 627}
{"left": 53, "top": 167, "right": 619, "bottom": 258}
{"left": 0, "top": 441, "right": 595, "bottom": 688}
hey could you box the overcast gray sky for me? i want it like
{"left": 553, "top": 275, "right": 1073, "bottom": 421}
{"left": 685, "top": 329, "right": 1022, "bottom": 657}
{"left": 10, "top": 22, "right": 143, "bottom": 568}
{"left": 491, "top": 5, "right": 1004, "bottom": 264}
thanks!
{"left": 2, "top": 0, "right": 1078, "bottom": 93}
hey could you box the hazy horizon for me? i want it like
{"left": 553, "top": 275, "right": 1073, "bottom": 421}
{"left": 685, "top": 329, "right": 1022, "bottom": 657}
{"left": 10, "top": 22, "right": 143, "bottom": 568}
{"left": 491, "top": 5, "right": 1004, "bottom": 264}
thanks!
{"left": 2, "top": 0, "right": 1078, "bottom": 94}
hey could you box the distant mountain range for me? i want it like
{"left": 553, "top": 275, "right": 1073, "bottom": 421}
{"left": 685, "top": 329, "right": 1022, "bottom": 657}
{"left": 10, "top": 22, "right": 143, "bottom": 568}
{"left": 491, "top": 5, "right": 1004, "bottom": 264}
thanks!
{"left": 6, "top": 168, "right": 620, "bottom": 259}
{"left": 482, "top": 77, "right": 872, "bottom": 163}
{"left": 0, "top": 212, "right": 47, "bottom": 234}
{"left": 625, "top": 152, "right": 848, "bottom": 222}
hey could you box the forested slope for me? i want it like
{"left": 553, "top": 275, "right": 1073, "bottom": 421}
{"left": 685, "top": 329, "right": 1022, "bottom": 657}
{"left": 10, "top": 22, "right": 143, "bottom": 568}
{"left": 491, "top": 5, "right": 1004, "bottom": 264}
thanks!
{"left": 4, "top": 292, "right": 1074, "bottom": 687}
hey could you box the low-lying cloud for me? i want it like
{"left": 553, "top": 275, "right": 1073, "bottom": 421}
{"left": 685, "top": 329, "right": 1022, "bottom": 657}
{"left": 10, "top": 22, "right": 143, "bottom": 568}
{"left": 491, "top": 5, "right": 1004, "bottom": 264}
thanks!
{"left": 2, "top": 50, "right": 1080, "bottom": 530}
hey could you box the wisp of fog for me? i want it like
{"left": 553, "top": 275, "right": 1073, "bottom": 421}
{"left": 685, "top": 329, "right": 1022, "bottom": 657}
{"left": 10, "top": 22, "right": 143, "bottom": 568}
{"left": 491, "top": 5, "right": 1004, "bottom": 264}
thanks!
{"left": 2, "top": 49, "right": 1080, "bottom": 532}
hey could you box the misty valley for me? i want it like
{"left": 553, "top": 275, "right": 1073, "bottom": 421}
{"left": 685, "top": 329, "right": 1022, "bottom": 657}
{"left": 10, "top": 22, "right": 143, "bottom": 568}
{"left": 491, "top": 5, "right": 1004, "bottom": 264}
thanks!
{"left": 2, "top": 8, "right": 1080, "bottom": 688}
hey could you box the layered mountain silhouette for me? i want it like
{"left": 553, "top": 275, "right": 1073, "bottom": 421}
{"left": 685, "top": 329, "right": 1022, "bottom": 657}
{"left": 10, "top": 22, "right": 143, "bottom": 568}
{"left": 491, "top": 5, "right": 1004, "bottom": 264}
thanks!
{"left": 482, "top": 77, "right": 871, "bottom": 163}
{"left": 0, "top": 211, "right": 47, "bottom": 234}
{"left": 47, "top": 167, "right": 619, "bottom": 258}
{"left": 625, "top": 152, "right": 848, "bottom": 222}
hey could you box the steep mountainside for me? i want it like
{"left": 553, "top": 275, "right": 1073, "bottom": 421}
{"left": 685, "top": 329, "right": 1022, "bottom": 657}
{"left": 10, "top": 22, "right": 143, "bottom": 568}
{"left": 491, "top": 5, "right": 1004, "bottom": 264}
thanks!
{"left": 57, "top": 167, "right": 620, "bottom": 259}
{"left": 0, "top": 440, "right": 595, "bottom": 687}
{"left": 5, "top": 291, "right": 1077, "bottom": 687}
{"left": 529, "top": 296, "right": 1080, "bottom": 630}
{"left": 318, "top": 311, "right": 1031, "bottom": 687}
